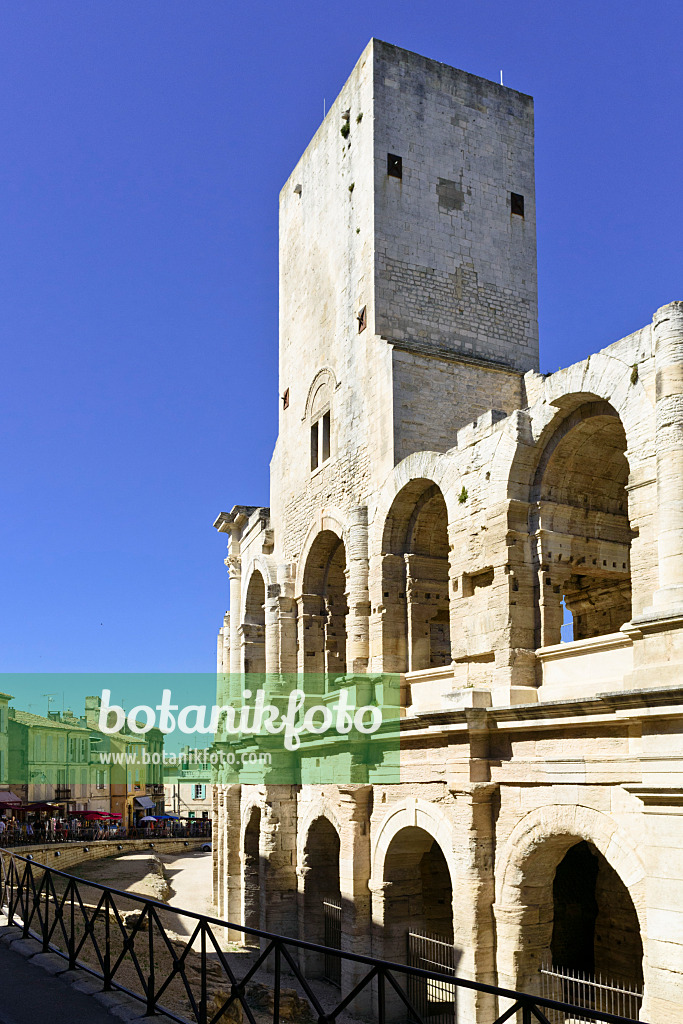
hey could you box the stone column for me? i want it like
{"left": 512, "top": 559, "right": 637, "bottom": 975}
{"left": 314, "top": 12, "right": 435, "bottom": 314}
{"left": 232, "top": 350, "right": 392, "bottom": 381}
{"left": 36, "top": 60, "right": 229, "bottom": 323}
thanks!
{"left": 346, "top": 507, "right": 371, "bottom": 673}
{"left": 652, "top": 301, "right": 683, "bottom": 611}
{"left": 337, "top": 784, "right": 372, "bottom": 1010}
{"left": 264, "top": 585, "right": 281, "bottom": 675}
{"left": 225, "top": 554, "right": 243, "bottom": 681}
{"left": 276, "top": 564, "right": 298, "bottom": 675}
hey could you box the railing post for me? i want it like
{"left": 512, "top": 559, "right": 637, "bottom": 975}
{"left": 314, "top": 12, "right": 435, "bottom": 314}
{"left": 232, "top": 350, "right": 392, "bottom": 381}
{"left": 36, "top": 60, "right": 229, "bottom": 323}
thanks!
{"left": 42, "top": 867, "right": 50, "bottom": 952}
{"left": 522, "top": 1001, "right": 532, "bottom": 1024}
{"left": 147, "top": 906, "right": 155, "bottom": 1016}
{"left": 21, "top": 863, "right": 29, "bottom": 938}
{"left": 69, "top": 881, "right": 76, "bottom": 970}
{"left": 104, "top": 891, "right": 112, "bottom": 990}
{"left": 273, "top": 943, "right": 281, "bottom": 1024}
{"left": 377, "top": 969, "right": 386, "bottom": 1024}
{"left": 199, "top": 920, "right": 207, "bottom": 1024}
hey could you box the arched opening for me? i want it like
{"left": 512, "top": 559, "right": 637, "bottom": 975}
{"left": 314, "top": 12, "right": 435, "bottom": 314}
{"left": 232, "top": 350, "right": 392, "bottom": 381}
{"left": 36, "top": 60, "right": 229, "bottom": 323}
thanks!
{"left": 381, "top": 826, "right": 457, "bottom": 1021}
{"left": 301, "top": 816, "right": 341, "bottom": 982}
{"left": 300, "top": 531, "right": 348, "bottom": 676}
{"left": 532, "top": 402, "right": 633, "bottom": 647}
{"left": 242, "top": 570, "right": 266, "bottom": 674}
{"left": 381, "top": 481, "right": 451, "bottom": 673}
{"left": 242, "top": 806, "right": 261, "bottom": 936}
{"left": 546, "top": 841, "right": 644, "bottom": 1016}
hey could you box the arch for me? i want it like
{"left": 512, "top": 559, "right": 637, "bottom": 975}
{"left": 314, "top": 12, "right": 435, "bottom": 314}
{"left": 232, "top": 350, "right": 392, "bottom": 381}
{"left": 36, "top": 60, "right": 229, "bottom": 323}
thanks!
{"left": 241, "top": 554, "right": 276, "bottom": 603}
{"left": 502, "top": 350, "right": 654, "bottom": 506}
{"left": 378, "top": 478, "right": 452, "bottom": 673}
{"left": 372, "top": 797, "right": 457, "bottom": 885}
{"left": 298, "top": 527, "right": 349, "bottom": 676}
{"left": 295, "top": 510, "right": 348, "bottom": 595}
{"left": 241, "top": 803, "right": 262, "bottom": 935}
{"left": 526, "top": 400, "right": 633, "bottom": 645}
{"left": 301, "top": 366, "right": 340, "bottom": 422}
{"left": 370, "top": 451, "right": 454, "bottom": 556}
{"left": 242, "top": 569, "right": 266, "bottom": 674}
{"left": 297, "top": 798, "right": 343, "bottom": 867}
{"left": 494, "top": 804, "right": 646, "bottom": 994}
{"left": 372, "top": 803, "right": 459, "bottom": 1017}
{"left": 299, "top": 814, "right": 342, "bottom": 980}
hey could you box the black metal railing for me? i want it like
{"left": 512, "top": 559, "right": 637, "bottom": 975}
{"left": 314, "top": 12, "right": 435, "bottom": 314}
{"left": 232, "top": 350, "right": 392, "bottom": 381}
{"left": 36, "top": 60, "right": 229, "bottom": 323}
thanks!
{"left": 0, "top": 848, "right": 647, "bottom": 1024}
{"left": 1, "top": 822, "right": 211, "bottom": 846}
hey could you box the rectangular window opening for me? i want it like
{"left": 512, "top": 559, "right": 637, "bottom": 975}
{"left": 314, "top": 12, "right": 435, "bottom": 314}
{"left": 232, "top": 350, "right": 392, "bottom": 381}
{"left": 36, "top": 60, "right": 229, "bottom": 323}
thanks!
{"left": 322, "top": 411, "right": 331, "bottom": 462}
{"left": 510, "top": 192, "right": 525, "bottom": 217}
{"left": 310, "top": 421, "right": 319, "bottom": 471}
{"left": 387, "top": 153, "right": 402, "bottom": 179}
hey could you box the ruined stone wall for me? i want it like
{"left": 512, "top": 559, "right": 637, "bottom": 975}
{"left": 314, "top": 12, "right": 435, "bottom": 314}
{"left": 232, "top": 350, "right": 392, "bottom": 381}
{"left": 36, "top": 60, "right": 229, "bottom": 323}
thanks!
{"left": 392, "top": 349, "right": 523, "bottom": 464}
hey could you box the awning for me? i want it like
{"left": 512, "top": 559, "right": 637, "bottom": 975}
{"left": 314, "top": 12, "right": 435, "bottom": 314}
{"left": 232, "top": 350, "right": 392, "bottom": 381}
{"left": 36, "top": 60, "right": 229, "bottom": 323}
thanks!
{"left": 134, "top": 796, "right": 155, "bottom": 810}
{"left": 0, "top": 792, "right": 21, "bottom": 805}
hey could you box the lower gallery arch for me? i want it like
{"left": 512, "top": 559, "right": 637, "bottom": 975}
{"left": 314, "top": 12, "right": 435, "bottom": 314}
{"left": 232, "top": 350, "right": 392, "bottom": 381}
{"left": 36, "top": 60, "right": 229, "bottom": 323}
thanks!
{"left": 495, "top": 808, "right": 645, "bottom": 1010}
{"left": 299, "top": 815, "right": 341, "bottom": 982}
{"left": 376, "top": 825, "right": 458, "bottom": 1022}
{"left": 241, "top": 804, "right": 262, "bottom": 936}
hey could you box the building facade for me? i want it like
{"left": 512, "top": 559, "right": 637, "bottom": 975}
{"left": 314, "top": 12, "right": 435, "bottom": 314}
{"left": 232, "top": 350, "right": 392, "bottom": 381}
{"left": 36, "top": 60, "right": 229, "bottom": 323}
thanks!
{"left": 211, "top": 40, "right": 683, "bottom": 1023}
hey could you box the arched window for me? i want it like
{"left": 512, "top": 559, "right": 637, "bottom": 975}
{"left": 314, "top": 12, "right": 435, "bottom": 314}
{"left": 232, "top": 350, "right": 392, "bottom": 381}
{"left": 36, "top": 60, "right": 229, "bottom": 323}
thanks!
{"left": 310, "top": 380, "right": 331, "bottom": 471}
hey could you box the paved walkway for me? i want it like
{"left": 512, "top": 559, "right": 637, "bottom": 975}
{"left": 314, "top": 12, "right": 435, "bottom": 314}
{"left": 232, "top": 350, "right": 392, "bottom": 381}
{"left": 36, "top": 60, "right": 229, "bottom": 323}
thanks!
{"left": 0, "top": 922, "right": 148, "bottom": 1023}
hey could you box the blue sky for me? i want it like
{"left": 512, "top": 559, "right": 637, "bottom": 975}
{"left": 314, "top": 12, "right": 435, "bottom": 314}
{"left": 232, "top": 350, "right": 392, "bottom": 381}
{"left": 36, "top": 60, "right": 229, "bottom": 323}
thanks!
{"left": 1, "top": 1, "right": 681, "bottom": 674}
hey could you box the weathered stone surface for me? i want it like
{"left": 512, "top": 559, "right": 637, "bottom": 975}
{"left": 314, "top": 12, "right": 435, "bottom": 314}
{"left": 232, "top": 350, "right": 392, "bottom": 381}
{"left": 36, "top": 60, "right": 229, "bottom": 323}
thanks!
{"left": 212, "top": 37, "right": 683, "bottom": 1024}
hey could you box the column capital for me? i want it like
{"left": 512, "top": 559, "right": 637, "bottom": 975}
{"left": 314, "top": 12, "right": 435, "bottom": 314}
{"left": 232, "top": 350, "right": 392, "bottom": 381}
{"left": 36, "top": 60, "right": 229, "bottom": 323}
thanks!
{"left": 225, "top": 554, "right": 241, "bottom": 580}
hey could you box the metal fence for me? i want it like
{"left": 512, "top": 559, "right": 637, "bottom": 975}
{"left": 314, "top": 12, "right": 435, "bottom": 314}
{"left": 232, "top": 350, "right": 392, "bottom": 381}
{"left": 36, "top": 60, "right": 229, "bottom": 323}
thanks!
{"left": 0, "top": 847, "right": 648, "bottom": 1024}
{"left": 540, "top": 964, "right": 643, "bottom": 1023}
{"left": 323, "top": 898, "right": 342, "bottom": 988}
{"left": 407, "top": 931, "right": 458, "bottom": 1024}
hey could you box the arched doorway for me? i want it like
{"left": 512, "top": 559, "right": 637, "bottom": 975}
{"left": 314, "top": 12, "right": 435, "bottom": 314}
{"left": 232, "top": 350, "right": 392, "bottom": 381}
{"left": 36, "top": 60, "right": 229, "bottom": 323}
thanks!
{"left": 532, "top": 402, "right": 632, "bottom": 646}
{"left": 545, "top": 840, "right": 643, "bottom": 1017}
{"left": 300, "top": 816, "right": 341, "bottom": 983}
{"left": 380, "top": 826, "right": 458, "bottom": 1022}
{"left": 242, "top": 570, "right": 266, "bottom": 674}
{"left": 242, "top": 805, "right": 261, "bottom": 936}
{"left": 381, "top": 480, "right": 451, "bottom": 673}
{"left": 300, "top": 531, "right": 348, "bottom": 676}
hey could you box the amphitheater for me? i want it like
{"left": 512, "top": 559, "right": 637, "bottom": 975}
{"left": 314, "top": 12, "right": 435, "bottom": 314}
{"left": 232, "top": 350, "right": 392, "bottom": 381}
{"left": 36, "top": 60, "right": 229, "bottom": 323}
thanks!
{"left": 211, "top": 39, "right": 683, "bottom": 1024}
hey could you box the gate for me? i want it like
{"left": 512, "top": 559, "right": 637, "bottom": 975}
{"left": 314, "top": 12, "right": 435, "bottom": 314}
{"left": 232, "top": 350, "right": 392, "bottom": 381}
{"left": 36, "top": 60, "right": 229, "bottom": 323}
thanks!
{"left": 323, "top": 897, "right": 342, "bottom": 988}
{"left": 540, "top": 963, "right": 643, "bottom": 1023}
{"left": 407, "top": 932, "right": 457, "bottom": 1024}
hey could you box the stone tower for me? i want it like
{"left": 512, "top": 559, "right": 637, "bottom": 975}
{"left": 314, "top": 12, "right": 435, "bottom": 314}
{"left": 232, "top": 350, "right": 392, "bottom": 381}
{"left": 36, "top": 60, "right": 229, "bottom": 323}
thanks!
{"left": 271, "top": 39, "right": 538, "bottom": 559}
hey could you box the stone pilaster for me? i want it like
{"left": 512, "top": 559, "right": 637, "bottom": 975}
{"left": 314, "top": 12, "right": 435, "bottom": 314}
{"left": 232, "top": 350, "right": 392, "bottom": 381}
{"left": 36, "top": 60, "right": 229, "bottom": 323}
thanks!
{"left": 346, "top": 506, "right": 371, "bottom": 673}
{"left": 652, "top": 301, "right": 683, "bottom": 612}
{"left": 337, "top": 784, "right": 372, "bottom": 1009}
{"left": 448, "top": 781, "right": 498, "bottom": 1024}
{"left": 260, "top": 784, "right": 298, "bottom": 938}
